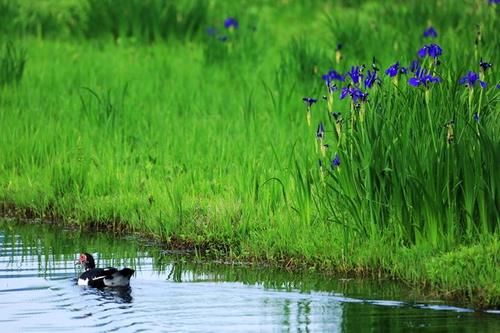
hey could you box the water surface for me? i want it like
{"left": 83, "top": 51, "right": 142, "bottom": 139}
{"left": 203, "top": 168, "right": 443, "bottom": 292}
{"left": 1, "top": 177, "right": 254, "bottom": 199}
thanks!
{"left": 0, "top": 220, "right": 498, "bottom": 332}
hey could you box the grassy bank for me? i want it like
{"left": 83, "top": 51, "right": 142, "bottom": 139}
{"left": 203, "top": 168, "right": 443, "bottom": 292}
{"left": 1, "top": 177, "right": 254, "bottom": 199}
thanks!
{"left": 0, "top": 0, "right": 499, "bottom": 308}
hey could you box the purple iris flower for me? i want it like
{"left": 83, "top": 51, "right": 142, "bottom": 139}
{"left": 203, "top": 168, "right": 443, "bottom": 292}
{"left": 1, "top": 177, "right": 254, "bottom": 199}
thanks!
{"left": 385, "top": 62, "right": 400, "bottom": 77}
{"left": 224, "top": 17, "right": 239, "bottom": 29}
{"left": 331, "top": 154, "right": 341, "bottom": 169}
{"left": 423, "top": 27, "right": 438, "bottom": 38}
{"left": 459, "top": 71, "right": 487, "bottom": 88}
{"left": 497, "top": 84, "right": 500, "bottom": 89}
{"left": 340, "top": 87, "right": 349, "bottom": 100}
{"left": 489, "top": 0, "right": 500, "bottom": 4}
{"left": 418, "top": 44, "right": 443, "bottom": 58}
{"left": 408, "top": 67, "right": 441, "bottom": 87}
{"left": 347, "top": 66, "right": 363, "bottom": 85}
{"left": 364, "top": 70, "right": 381, "bottom": 89}
{"left": 303, "top": 97, "right": 318, "bottom": 107}
{"left": 409, "top": 59, "right": 420, "bottom": 73}
{"left": 322, "top": 69, "right": 344, "bottom": 93}
{"left": 340, "top": 86, "right": 368, "bottom": 102}
{"left": 322, "top": 69, "right": 345, "bottom": 84}
{"left": 428, "top": 44, "right": 443, "bottom": 58}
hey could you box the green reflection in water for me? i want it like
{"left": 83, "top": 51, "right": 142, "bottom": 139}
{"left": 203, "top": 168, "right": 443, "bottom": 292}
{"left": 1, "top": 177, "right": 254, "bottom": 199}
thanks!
{"left": 0, "top": 219, "right": 410, "bottom": 298}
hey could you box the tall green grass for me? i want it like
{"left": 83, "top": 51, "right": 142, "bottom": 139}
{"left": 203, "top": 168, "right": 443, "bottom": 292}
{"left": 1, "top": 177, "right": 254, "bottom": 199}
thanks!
{"left": 0, "top": 41, "right": 26, "bottom": 86}
{"left": 0, "top": 0, "right": 498, "bottom": 307}
{"left": 312, "top": 67, "right": 499, "bottom": 248}
{"left": 0, "top": 0, "right": 208, "bottom": 41}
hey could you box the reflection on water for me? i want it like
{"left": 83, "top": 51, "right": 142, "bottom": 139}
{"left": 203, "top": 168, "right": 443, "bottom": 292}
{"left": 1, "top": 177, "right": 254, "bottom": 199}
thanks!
{"left": 80, "top": 286, "right": 134, "bottom": 304}
{"left": 0, "top": 220, "right": 498, "bottom": 332}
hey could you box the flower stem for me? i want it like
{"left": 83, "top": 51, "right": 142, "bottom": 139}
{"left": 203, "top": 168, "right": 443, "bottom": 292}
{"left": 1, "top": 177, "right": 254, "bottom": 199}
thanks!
{"left": 468, "top": 87, "right": 474, "bottom": 116}
{"left": 425, "top": 89, "right": 438, "bottom": 152}
{"left": 476, "top": 87, "right": 483, "bottom": 136}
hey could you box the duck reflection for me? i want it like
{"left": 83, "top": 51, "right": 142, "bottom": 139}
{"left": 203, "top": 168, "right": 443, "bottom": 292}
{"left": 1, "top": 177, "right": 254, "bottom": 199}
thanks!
{"left": 107, "top": 286, "right": 133, "bottom": 304}
{"left": 81, "top": 285, "right": 133, "bottom": 304}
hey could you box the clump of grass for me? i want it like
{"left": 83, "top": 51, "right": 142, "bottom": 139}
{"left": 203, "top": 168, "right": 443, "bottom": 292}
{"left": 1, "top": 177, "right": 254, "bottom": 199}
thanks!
{"left": 424, "top": 238, "right": 500, "bottom": 306}
{"left": 0, "top": 41, "right": 26, "bottom": 87}
{"left": 79, "top": 85, "right": 128, "bottom": 129}
{"left": 84, "top": 0, "right": 208, "bottom": 42}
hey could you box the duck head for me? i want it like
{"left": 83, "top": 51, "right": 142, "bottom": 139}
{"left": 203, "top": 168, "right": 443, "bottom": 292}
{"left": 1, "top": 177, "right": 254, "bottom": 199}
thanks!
{"left": 76, "top": 252, "right": 96, "bottom": 270}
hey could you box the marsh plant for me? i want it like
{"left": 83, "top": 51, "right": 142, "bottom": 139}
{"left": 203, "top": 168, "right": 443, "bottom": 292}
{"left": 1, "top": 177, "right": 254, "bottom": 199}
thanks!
{"left": 304, "top": 30, "right": 499, "bottom": 250}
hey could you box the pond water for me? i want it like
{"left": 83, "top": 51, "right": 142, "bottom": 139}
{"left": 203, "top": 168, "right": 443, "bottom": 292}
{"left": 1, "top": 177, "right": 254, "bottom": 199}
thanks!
{"left": 0, "top": 220, "right": 498, "bottom": 332}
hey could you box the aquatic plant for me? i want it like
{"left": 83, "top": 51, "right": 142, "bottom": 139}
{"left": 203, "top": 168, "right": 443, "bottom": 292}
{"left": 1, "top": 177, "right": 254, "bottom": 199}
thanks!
{"left": 346, "top": 66, "right": 364, "bottom": 85}
{"left": 302, "top": 97, "right": 317, "bottom": 106}
{"left": 224, "top": 17, "right": 239, "bottom": 29}
{"left": 339, "top": 86, "right": 368, "bottom": 102}
{"left": 408, "top": 67, "right": 441, "bottom": 88}
{"left": 300, "top": 8, "right": 498, "bottom": 261}
{"left": 417, "top": 43, "right": 443, "bottom": 58}
{"left": 423, "top": 27, "right": 437, "bottom": 38}
{"left": 459, "top": 71, "right": 487, "bottom": 88}
{"left": 316, "top": 122, "right": 325, "bottom": 140}
{"left": 384, "top": 62, "right": 407, "bottom": 86}
{"left": 364, "top": 70, "right": 381, "bottom": 89}
{"left": 303, "top": 97, "right": 317, "bottom": 126}
{"left": 479, "top": 58, "right": 492, "bottom": 73}
{"left": 322, "top": 69, "right": 344, "bottom": 92}
{"left": 330, "top": 154, "right": 340, "bottom": 169}
{"left": 385, "top": 62, "right": 402, "bottom": 77}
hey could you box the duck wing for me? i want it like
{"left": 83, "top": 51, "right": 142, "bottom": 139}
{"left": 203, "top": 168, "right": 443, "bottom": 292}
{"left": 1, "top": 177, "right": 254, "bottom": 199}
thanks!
{"left": 78, "top": 267, "right": 118, "bottom": 288}
{"left": 103, "top": 268, "right": 135, "bottom": 287}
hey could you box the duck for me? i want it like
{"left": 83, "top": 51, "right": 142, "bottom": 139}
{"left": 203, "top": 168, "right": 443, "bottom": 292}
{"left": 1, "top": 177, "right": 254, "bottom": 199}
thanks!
{"left": 76, "top": 252, "right": 135, "bottom": 288}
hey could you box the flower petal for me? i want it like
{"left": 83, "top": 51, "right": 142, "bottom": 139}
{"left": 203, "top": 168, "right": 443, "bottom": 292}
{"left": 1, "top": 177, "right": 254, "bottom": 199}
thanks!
{"left": 408, "top": 78, "right": 421, "bottom": 87}
{"left": 417, "top": 46, "right": 427, "bottom": 58}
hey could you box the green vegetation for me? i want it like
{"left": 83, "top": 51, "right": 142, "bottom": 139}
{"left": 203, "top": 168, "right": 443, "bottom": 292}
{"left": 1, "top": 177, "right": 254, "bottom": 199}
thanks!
{"left": 0, "top": 218, "right": 466, "bottom": 304}
{"left": 0, "top": 0, "right": 498, "bottom": 308}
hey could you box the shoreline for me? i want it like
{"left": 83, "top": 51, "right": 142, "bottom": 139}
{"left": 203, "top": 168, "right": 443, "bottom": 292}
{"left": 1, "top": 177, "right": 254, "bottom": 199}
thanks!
{"left": 2, "top": 201, "right": 498, "bottom": 310}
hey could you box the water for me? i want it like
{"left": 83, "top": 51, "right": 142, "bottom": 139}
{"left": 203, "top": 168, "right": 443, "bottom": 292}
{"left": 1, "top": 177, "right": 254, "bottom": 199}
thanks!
{"left": 0, "top": 221, "right": 498, "bottom": 332}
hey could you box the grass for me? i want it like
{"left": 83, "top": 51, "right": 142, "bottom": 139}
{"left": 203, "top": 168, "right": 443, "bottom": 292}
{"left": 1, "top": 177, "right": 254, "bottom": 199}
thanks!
{"left": 0, "top": 0, "right": 499, "bottom": 308}
{"left": 0, "top": 41, "right": 26, "bottom": 86}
